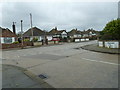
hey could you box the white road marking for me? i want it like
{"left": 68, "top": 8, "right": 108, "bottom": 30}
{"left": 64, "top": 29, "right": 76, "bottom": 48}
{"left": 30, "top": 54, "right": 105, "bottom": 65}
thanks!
{"left": 82, "top": 58, "right": 119, "bottom": 66}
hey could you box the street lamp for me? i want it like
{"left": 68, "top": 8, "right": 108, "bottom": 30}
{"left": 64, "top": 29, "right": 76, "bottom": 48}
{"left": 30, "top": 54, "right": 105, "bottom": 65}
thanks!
{"left": 21, "top": 20, "right": 24, "bottom": 48}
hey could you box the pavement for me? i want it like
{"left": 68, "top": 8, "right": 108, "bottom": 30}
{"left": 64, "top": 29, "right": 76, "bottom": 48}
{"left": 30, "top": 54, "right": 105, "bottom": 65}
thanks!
{"left": 2, "top": 40, "right": 119, "bottom": 88}
{"left": 81, "top": 44, "right": 120, "bottom": 54}
{"left": 2, "top": 64, "right": 54, "bottom": 88}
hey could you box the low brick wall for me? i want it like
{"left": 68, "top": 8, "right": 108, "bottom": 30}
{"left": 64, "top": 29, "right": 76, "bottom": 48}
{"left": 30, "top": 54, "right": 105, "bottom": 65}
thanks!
{"left": 33, "top": 41, "right": 59, "bottom": 46}
{"left": 48, "top": 41, "right": 59, "bottom": 44}
{"left": 48, "top": 41, "right": 55, "bottom": 44}
{"left": 74, "top": 38, "right": 90, "bottom": 42}
{"left": 2, "top": 42, "right": 33, "bottom": 49}
{"left": 98, "top": 40, "right": 120, "bottom": 48}
{"left": 33, "top": 42, "right": 42, "bottom": 46}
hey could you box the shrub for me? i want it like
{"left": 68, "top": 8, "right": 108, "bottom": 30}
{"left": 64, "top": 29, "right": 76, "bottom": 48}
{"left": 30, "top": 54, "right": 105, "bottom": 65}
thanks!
{"left": 32, "top": 38, "right": 38, "bottom": 42}
{"left": 13, "top": 41, "right": 19, "bottom": 44}
{"left": 24, "top": 39, "right": 30, "bottom": 42}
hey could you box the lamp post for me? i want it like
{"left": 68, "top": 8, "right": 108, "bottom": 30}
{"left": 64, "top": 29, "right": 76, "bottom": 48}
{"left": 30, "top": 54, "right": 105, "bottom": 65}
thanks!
{"left": 21, "top": 20, "right": 24, "bottom": 48}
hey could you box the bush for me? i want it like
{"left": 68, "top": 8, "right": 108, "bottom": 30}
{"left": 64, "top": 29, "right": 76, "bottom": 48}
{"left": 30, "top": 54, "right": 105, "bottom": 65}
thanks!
{"left": 24, "top": 39, "right": 30, "bottom": 42}
{"left": 32, "top": 38, "right": 38, "bottom": 42}
{"left": 13, "top": 41, "right": 19, "bottom": 44}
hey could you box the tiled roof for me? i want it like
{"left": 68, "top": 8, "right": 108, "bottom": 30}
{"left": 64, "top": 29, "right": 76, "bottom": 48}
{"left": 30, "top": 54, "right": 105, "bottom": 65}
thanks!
{"left": 82, "top": 29, "right": 99, "bottom": 34}
{"left": 57, "top": 30, "right": 67, "bottom": 34}
{"left": 48, "top": 28, "right": 58, "bottom": 35}
{"left": 48, "top": 28, "right": 67, "bottom": 35}
{"left": 23, "top": 27, "right": 45, "bottom": 37}
{"left": 68, "top": 29, "right": 82, "bottom": 35}
{"left": 0, "top": 27, "right": 17, "bottom": 37}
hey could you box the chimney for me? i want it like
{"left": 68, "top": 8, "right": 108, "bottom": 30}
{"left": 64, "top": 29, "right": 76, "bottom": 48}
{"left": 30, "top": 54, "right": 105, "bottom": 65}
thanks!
{"left": 76, "top": 28, "right": 77, "bottom": 31}
{"left": 55, "top": 27, "right": 57, "bottom": 30}
{"left": 12, "top": 22, "right": 16, "bottom": 34}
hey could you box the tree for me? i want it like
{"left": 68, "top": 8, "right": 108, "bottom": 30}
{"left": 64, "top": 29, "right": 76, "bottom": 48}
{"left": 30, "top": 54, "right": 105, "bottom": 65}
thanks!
{"left": 100, "top": 19, "right": 120, "bottom": 40}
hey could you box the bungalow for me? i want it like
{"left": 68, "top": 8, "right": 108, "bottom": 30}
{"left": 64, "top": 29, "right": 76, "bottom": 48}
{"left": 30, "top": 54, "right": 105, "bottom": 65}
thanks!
{"left": 48, "top": 27, "right": 67, "bottom": 41}
{"left": 23, "top": 27, "right": 45, "bottom": 41}
{"left": 48, "top": 27, "right": 58, "bottom": 40}
{"left": 82, "top": 29, "right": 99, "bottom": 38}
{"left": 0, "top": 27, "right": 17, "bottom": 44}
{"left": 82, "top": 30, "right": 89, "bottom": 38}
{"left": 68, "top": 29, "right": 82, "bottom": 38}
{"left": 57, "top": 30, "right": 67, "bottom": 38}
{"left": 87, "top": 29, "right": 99, "bottom": 37}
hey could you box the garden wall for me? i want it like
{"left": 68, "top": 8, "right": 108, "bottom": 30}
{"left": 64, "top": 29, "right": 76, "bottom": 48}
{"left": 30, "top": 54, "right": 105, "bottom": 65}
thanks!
{"left": 98, "top": 40, "right": 120, "bottom": 48}
{"left": 1, "top": 42, "right": 33, "bottom": 49}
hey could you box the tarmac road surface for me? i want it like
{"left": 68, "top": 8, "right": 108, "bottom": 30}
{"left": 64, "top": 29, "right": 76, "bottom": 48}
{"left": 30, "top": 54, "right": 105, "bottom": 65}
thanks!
{"left": 2, "top": 40, "right": 119, "bottom": 88}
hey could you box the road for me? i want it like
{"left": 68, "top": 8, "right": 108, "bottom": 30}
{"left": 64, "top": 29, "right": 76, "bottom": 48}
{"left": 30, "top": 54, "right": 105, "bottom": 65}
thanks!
{"left": 2, "top": 40, "right": 118, "bottom": 88}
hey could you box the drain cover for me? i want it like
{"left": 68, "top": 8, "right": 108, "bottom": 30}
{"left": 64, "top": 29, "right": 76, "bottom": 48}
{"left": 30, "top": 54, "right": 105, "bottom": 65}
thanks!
{"left": 38, "top": 74, "right": 48, "bottom": 79}
{"left": 74, "top": 47, "right": 80, "bottom": 49}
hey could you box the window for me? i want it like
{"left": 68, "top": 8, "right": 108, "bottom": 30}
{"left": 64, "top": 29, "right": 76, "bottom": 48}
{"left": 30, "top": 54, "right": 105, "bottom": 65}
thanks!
{"left": 4, "top": 37, "right": 12, "bottom": 43}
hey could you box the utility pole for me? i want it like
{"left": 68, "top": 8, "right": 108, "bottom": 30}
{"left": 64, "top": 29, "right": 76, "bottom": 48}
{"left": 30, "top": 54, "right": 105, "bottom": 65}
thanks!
{"left": 30, "top": 13, "right": 33, "bottom": 42}
{"left": 21, "top": 20, "right": 24, "bottom": 48}
{"left": 118, "top": 1, "right": 120, "bottom": 19}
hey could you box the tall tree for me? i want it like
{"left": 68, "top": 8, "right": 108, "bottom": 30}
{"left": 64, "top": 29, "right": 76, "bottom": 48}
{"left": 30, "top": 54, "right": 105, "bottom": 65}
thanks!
{"left": 100, "top": 19, "right": 120, "bottom": 40}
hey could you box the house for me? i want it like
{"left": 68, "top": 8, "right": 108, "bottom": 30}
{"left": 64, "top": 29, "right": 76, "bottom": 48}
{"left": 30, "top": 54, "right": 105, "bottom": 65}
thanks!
{"left": 57, "top": 30, "right": 67, "bottom": 38}
{"left": 87, "top": 29, "right": 99, "bottom": 37}
{"left": 68, "top": 29, "right": 82, "bottom": 39}
{"left": 47, "top": 27, "right": 58, "bottom": 41}
{"left": 0, "top": 27, "right": 17, "bottom": 44}
{"left": 82, "top": 30, "right": 89, "bottom": 38}
{"left": 82, "top": 29, "right": 99, "bottom": 38}
{"left": 48, "top": 27, "right": 67, "bottom": 41}
{"left": 23, "top": 27, "right": 45, "bottom": 41}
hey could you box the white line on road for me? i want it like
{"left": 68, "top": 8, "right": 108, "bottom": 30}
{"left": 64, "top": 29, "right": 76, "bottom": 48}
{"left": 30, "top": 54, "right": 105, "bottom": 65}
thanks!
{"left": 82, "top": 58, "right": 119, "bottom": 66}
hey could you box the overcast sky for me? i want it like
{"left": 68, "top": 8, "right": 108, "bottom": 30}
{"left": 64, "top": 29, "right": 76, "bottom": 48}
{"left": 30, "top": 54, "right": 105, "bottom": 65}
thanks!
{"left": 1, "top": 1, "right": 118, "bottom": 33}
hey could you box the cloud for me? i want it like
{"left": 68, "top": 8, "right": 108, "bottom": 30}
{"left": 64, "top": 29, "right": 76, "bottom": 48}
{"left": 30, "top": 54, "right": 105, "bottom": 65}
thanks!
{"left": 1, "top": 2, "right": 118, "bottom": 33}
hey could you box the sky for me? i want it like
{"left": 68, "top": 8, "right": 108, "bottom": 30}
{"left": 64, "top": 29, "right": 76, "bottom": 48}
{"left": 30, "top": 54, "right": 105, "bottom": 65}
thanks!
{"left": 0, "top": 1, "right": 119, "bottom": 33}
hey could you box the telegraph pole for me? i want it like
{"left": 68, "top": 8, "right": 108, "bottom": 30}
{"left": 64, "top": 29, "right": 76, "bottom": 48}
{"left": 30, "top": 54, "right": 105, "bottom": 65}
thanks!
{"left": 21, "top": 20, "right": 23, "bottom": 47}
{"left": 30, "top": 13, "right": 33, "bottom": 40}
{"left": 30, "top": 13, "right": 34, "bottom": 46}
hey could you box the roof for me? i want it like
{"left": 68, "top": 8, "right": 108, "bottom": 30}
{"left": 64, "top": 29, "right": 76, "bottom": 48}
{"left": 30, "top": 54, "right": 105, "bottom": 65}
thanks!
{"left": 23, "top": 27, "right": 45, "bottom": 37}
{"left": 68, "top": 29, "right": 82, "bottom": 36}
{"left": 0, "top": 27, "right": 17, "bottom": 37}
{"left": 82, "top": 29, "right": 99, "bottom": 35}
{"left": 48, "top": 28, "right": 67, "bottom": 35}
{"left": 48, "top": 28, "right": 58, "bottom": 35}
{"left": 57, "top": 30, "right": 67, "bottom": 34}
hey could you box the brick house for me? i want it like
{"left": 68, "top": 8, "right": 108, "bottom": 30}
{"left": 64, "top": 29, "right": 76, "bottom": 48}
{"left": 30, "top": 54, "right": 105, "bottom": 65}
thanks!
{"left": 23, "top": 27, "right": 45, "bottom": 41}
{"left": 68, "top": 29, "right": 82, "bottom": 39}
{"left": 48, "top": 27, "right": 67, "bottom": 41}
{"left": 82, "top": 29, "right": 99, "bottom": 38}
{"left": 0, "top": 27, "right": 17, "bottom": 44}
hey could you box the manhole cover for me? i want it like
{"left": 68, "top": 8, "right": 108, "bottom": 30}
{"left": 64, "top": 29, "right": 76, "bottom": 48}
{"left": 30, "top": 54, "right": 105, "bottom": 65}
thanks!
{"left": 38, "top": 74, "right": 48, "bottom": 79}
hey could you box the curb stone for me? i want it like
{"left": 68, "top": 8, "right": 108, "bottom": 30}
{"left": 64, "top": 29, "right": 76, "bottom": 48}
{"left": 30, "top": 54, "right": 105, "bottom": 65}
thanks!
{"left": 23, "top": 70, "right": 54, "bottom": 88}
{"left": 81, "top": 44, "right": 120, "bottom": 55}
